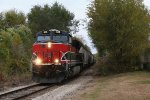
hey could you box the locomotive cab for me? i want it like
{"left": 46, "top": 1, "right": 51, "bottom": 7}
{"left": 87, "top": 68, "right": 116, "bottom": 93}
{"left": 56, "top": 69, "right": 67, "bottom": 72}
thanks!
{"left": 31, "top": 29, "right": 73, "bottom": 83}
{"left": 32, "top": 29, "right": 72, "bottom": 65}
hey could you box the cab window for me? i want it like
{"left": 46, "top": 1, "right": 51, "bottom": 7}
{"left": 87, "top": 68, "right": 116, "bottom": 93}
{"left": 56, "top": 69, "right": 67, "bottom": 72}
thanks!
{"left": 37, "top": 36, "right": 51, "bottom": 42}
{"left": 52, "top": 35, "right": 68, "bottom": 43}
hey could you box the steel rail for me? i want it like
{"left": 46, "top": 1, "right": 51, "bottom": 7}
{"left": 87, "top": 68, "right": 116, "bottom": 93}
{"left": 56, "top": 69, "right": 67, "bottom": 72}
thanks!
{"left": 0, "top": 83, "right": 54, "bottom": 100}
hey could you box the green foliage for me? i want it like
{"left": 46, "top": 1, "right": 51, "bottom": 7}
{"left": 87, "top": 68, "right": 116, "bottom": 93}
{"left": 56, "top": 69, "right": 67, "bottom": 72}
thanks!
{"left": 0, "top": 25, "right": 33, "bottom": 76}
{"left": 0, "top": 10, "right": 26, "bottom": 30}
{"left": 88, "top": 0, "right": 150, "bottom": 68}
{"left": 0, "top": 13, "right": 5, "bottom": 30}
{"left": 28, "top": 2, "right": 77, "bottom": 33}
{"left": 5, "top": 10, "right": 26, "bottom": 27}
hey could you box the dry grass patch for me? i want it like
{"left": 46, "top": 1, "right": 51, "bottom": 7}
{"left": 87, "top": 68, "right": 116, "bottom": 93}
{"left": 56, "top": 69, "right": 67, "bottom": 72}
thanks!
{"left": 77, "top": 71, "right": 150, "bottom": 100}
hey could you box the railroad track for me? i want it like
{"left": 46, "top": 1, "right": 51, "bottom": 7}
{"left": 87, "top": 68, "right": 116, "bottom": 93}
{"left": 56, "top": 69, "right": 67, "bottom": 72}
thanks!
{"left": 0, "top": 83, "right": 54, "bottom": 100}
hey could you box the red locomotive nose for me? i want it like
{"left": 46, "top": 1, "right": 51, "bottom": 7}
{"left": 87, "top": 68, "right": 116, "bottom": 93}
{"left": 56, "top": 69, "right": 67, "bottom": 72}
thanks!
{"left": 32, "top": 42, "right": 70, "bottom": 65}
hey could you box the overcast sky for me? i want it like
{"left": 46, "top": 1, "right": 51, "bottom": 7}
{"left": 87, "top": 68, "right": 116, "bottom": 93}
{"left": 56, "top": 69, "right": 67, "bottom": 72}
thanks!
{"left": 0, "top": 0, "right": 150, "bottom": 54}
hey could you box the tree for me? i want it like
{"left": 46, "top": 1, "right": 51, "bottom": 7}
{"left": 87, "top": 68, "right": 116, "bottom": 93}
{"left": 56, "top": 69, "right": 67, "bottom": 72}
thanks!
{"left": 28, "top": 2, "right": 77, "bottom": 33}
{"left": 0, "top": 10, "right": 26, "bottom": 30}
{"left": 5, "top": 10, "right": 26, "bottom": 28}
{"left": 88, "top": 0, "right": 150, "bottom": 67}
{"left": 0, "top": 10, "right": 32, "bottom": 77}
{"left": 0, "top": 25, "right": 33, "bottom": 76}
{"left": 0, "top": 13, "right": 5, "bottom": 29}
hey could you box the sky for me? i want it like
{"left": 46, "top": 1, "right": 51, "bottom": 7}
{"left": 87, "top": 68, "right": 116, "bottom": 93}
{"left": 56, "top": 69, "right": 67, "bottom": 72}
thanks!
{"left": 0, "top": 0, "right": 150, "bottom": 54}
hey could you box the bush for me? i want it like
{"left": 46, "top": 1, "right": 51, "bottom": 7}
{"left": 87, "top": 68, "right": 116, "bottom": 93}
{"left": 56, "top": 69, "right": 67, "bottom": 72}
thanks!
{"left": 0, "top": 25, "right": 33, "bottom": 77}
{"left": 94, "top": 57, "right": 140, "bottom": 76}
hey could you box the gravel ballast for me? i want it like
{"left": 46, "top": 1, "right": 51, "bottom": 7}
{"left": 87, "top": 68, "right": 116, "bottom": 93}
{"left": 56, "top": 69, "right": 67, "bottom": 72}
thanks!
{"left": 32, "top": 76, "right": 93, "bottom": 100}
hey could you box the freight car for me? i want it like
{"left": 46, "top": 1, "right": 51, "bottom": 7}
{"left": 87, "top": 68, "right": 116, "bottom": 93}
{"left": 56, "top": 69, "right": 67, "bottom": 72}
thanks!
{"left": 31, "top": 29, "right": 95, "bottom": 83}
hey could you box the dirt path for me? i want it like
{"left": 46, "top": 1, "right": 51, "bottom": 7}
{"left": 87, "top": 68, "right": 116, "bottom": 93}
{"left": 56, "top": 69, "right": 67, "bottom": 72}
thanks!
{"left": 65, "top": 71, "right": 150, "bottom": 100}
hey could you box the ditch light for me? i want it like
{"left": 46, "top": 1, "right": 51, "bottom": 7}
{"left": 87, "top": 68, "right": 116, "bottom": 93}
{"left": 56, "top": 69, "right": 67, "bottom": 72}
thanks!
{"left": 34, "top": 58, "right": 42, "bottom": 65}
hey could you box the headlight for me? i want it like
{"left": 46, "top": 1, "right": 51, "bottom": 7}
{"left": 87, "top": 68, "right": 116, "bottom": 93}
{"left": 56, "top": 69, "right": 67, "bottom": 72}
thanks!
{"left": 34, "top": 58, "right": 42, "bottom": 65}
{"left": 32, "top": 53, "right": 42, "bottom": 65}
{"left": 54, "top": 59, "right": 59, "bottom": 63}
{"left": 48, "top": 42, "right": 51, "bottom": 48}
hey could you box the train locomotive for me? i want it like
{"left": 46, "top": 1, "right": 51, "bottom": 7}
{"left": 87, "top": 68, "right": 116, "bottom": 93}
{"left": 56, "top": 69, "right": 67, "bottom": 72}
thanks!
{"left": 31, "top": 29, "right": 95, "bottom": 83}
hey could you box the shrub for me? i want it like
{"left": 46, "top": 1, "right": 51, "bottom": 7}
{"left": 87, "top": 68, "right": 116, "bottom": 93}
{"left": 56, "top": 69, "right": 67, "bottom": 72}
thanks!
{"left": 0, "top": 25, "right": 33, "bottom": 77}
{"left": 94, "top": 57, "right": 140, "bottom": 76}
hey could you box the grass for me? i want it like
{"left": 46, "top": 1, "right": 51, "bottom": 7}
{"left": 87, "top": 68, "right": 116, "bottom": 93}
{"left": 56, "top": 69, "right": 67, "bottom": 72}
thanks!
{"left": 78, "top": 71, "right": 150, "bottom": 100}
{"left": 138, "top": 80, "right": 150, "bottom": 84}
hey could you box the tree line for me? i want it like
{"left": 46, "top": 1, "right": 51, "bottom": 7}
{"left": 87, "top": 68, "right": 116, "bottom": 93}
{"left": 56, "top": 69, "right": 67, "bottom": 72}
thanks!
{"left": 88, "top": 0, "right": 150, "bottom": 74}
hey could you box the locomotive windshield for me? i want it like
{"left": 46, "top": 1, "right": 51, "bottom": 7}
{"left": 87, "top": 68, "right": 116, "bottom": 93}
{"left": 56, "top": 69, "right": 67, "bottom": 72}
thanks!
{"left": 37, "top": 36, "right": 51, "bottom": 42}
{"left": 37, "top": 35, "right": 69, "bottom": 43}
{"left": 52, "top": 35, "right": 68, "bottom": 43}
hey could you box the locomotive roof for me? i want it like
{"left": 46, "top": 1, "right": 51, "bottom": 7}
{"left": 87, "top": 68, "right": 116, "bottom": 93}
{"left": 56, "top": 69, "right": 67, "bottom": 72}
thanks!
{"left": 37, "top": 29, "right": 72, "bottom": 37}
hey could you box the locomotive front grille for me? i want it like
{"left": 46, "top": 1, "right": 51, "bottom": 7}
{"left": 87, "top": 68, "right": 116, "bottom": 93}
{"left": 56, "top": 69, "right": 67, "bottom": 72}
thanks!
{"left": 47, "top": 52, "right": 53, "bottom": 58}
{"left": 33, "top": 49, "right": 62, "bottom": 65}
